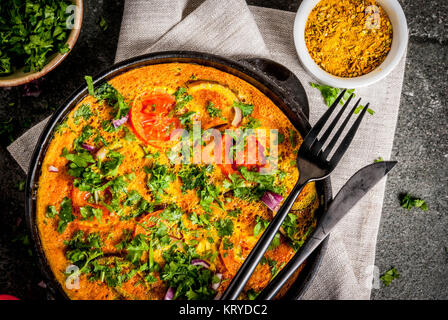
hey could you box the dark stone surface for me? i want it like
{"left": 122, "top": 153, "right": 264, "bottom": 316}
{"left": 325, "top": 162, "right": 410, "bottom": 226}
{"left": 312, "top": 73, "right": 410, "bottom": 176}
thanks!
{"left": 0, "top": 0, "right": 446, "bottom": 300}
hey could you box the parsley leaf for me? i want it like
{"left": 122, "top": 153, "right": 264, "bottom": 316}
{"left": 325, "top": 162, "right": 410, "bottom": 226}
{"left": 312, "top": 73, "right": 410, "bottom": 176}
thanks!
{"left": 145, "top": 163, "right": 175, "bottom": 201}
{"left": 84, "top": 78, "right": 131, "bottom": 120}
{"left": 73, "top": 104, "right": 93, "bottom": 125}
{"left": 0, "top": 0, "right": 73, "bottom": 74}
{"left": 125, "top": 234, "right": 150, "bottom": 264}
{"left": 160, "top": 247, "right": 216, "bottom": 300}
{"left": 253, "top": 216, "right": 269, "bottom": 237}
{"left": 401, "top": 194, "right": 428, "bottom": 211}
{"left": 65, "top": 231, "right": 104, "bottom": 274}
{"left": 214, "top": 218, "right": 234, "bottom": 237}
{"left": 80, "top": 205, "right": 103, "bottom": 222}
{"left": 174, "top": 87, "right": 193, "bottom": 112}
{"left": 206, "top": 102, "right": 222, "bottom": 118}
{"left": 57, "top": 197, "right": 75, "bottom": 233}
{"left": 310, "top": 83, "right": 375, "bottom": 115}
{"left": 380, "top": 267, "right": 399, "bottom": 286}
{"left": 233, "top": 101, "right": 254, "bottom": 117}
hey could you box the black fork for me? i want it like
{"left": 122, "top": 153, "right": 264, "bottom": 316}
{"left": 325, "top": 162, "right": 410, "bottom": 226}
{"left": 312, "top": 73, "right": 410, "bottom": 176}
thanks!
{"left": 221, "top": 90, "right": 370, "bottom": 300}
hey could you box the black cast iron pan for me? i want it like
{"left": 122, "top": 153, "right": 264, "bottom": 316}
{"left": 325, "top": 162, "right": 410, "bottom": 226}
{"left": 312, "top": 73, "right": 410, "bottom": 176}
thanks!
{"left": 25, "top": 51, "right": 331, "bottom": 300}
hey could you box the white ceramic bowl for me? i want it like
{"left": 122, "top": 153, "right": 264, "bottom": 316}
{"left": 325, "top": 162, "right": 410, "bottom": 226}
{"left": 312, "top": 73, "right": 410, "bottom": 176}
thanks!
{"left": 294, "top": 0, "right": 408, "bottom": 88}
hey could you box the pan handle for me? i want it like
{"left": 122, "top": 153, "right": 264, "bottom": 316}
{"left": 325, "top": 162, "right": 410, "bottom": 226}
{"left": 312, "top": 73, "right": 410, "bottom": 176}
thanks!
{"left": 239, "top": 57, "right": 310, "bottom": 120}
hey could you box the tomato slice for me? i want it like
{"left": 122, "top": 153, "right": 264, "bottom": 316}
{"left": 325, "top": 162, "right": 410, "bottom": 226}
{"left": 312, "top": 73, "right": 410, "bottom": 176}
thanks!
{"left": 130, "top": 92, "right": 180, "bottom": 145}
{"left": 133, "top": 210, "right": 164, "bottom": 237}
{"left": 71, "top": 186, "right": 109, "bottom": 218}
{"left": 0, "top": 294, "right": 19, "bottom": 300}
{"left": 218, "top": 133, "right": 267, "bottom": 176}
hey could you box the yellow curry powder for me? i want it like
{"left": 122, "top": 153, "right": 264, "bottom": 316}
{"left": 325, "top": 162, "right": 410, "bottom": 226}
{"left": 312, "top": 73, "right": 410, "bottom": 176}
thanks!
{"left": 305, "top": 0, "right": 393, "bottom": 78}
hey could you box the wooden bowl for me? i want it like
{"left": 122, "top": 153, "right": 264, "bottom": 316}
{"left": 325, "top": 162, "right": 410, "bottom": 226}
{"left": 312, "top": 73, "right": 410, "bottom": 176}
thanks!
{"left": 0, "top": 0, "right": 83, "bottom": 87}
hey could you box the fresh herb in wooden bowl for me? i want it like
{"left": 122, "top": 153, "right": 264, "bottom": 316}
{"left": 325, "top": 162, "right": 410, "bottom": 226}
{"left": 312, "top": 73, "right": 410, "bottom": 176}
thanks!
{"left": 0, "top": 0, "right": 83, "bottom": 87}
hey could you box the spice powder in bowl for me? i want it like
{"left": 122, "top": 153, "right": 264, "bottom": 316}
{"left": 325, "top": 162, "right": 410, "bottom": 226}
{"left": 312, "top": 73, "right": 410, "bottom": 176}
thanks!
{"left": 305, "top": 0, "right": 393, "bottom": 78}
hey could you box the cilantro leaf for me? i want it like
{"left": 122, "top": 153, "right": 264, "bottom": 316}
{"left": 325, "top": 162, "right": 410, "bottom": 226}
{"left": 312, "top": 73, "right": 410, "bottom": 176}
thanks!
{"left": 0, "top": 0, "right": 73, "bottom": 74}
{"left": 145, "top": 163, "right": 175, "bottom": 201}
{"left": 214, "top": 218, "right": 234, "bottom": 237}
{"left": 380, "top": 267, "right": 399, "bottom": 286}
{"left": 206, "top": 102, "right": 222, "bottom": 118}
{"left": 57, "top": 197, "right": 75, "bottom": 233}
{"left": 233, "top": 101, "right": 254, "bottom": 117}
{"left": 73, "top": 104, "right": 93, "bottom": 125}
{"left": 125, "top": 234, "right": 149, "bottom": 264}
{"left": 401, "top": 194, "right": 428, "bottom": 211}
{"left": 174, "top": 87, "right": 193, "bottom": 112}
{"left": 310, "top": 83, "right": 375, "bottom": 115}
{"left": 160, "top": 247, "right": 216, "bottom": 300}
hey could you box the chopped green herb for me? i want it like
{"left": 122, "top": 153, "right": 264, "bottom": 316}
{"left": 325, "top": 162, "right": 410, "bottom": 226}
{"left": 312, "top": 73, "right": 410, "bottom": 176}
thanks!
{"left": 311, "top": 83, "right": 375, "bottom": 115}
{"left": 65, "top": 231, "right": 104, "bottom": 275}
{"left": 160, "top": 204, "right": 183, "bottom": 222}
{"left": 401, "top": 194, "right": 428, "bottom": 211}
{"left": 17, "top": 180, "right": 25, "bottom": 191}
{"left": 374, "top": 157, "right": 384, "bottom": 163}
{"left": 46, "top": 205, "right": 58, "bottom": 219}
{"left": 73, "top": 104, "right": 93, "bottom": 125}
{"left": 206, "top": 102, "right": 222, "bottom": 118}
{"left": 247, "top": 289, "right": 259, "bottom": 300}
{"left": 354, "top": 105, "right": 375, "bottom": 115}
{"left": 57, "top": 197, "right": 75, "bottom": 233}
{"left": 123, "top": 127, "right": 136, "bottom": 141}
{"left": 289, "top": 129, "right": 297, "bottom": 148}
{"left": 0, "top": 0, "right": 73, "bottom": 74}
{"left": 227, "top": 209, "right": 241, "bottom": 218}
{"left": 125, "top": 234, "right": 150, "bottom": 264}
{"left": 84, "top": 78, "right": 131, "bottom": 120}
{"left": 146, "top": 163, "right": 175, "bottom": 201}
{"left": 0, "top": 117, "right": 14, "bottom": 143}
{"left": 80, "top": 205, "right": 103, "bottom": 222}
{"left": 222, "top": 237, "right": 234, "bottom": 250}
{"left": 160, "top": 246, "right": 216, "bottom": 300}
{"left": 380, "top": 267, "right": 399, "bottom": 287}
{"left": 174, "top": 87, "right": 193, "bottom": 112}
{"left": 178, "top": 111, "right": 196, "bottom": 129}
{"left": 99, "top": 16, "right": 108, "bottom": 31}
{"left": 253, "top": 216, "right": 269, "bottom": 237}
{"left": 244, "top": 117, "right": 261, "bottom": 129}
{"left": 233, "top": 101, "right": 254, "bottom": 117}
{"left": 214, "top": 218, "right": 234, "bottom": 237}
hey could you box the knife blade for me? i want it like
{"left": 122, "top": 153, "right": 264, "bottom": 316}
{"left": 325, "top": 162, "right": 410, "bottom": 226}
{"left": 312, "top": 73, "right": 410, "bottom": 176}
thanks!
{"left": 256, "top": 161, "right": 397, "bottom": 300}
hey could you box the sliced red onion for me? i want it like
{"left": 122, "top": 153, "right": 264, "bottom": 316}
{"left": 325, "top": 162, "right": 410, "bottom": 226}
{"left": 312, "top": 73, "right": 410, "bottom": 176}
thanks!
{"left": 81, "top": 143, "right": 95, "bottom": 152}
{"left": 48, "top": 165, "right": 59, "bottom": 172}
{"left": 112, "top": 114, "right": 129, "bottom": 128}
{"left": 23, "top": 80, "right": 42, "bottom": 97}
{"left": 214, "top": 292, "right": 223, "bottom": 300}
{"left": 164, "top": 287, "right": 175, "bottom": 300}
{"left": 232, "top": 106, "right": 242, "bottom": 127}
{"left": 211, "top": 273, "right": 222, "bottom": 291}
{"left": 96, "top": 147, "right": 107, "bottom": 161}
{"left": 191, "top": 259, "right": 210, "bottom": 269}
{"left": 261, "top": 191, "right": 284, "bottom": 212}
{"left": 37, "top": 281, "right": 47, "bottom": 289}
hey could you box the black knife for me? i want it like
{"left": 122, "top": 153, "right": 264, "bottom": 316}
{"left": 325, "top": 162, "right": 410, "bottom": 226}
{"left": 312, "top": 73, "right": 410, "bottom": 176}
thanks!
{"left": 256, "top": 161, "right": 397, "bottom": 300}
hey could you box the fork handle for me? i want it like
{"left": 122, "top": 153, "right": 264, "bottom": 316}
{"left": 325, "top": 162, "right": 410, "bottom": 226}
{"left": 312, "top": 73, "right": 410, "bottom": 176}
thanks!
{"left": 220, "top": 180, "right": 308, "bottom": 300}
{"left": 256, "top": 227, "right": 326, "bottom": 300}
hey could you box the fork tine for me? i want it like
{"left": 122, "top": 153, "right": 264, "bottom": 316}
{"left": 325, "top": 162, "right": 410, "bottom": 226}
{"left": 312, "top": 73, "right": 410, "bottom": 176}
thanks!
{"left": 310, "top": 93, "right": 354, "bottom": 155}
{"left": 329, "top": 103, "right": 370, "bottom": 166}
{"left": 302, "top": 89, "right": 347, "bottom": 150}
{"left": 321, "top": 98, "right": 361, "bottom": 159}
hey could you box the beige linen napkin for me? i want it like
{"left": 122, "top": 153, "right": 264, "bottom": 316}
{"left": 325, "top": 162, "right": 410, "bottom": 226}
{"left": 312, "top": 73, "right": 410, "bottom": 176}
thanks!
{"left": 8, "top": 0, "right": 406, "bottom": 299}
